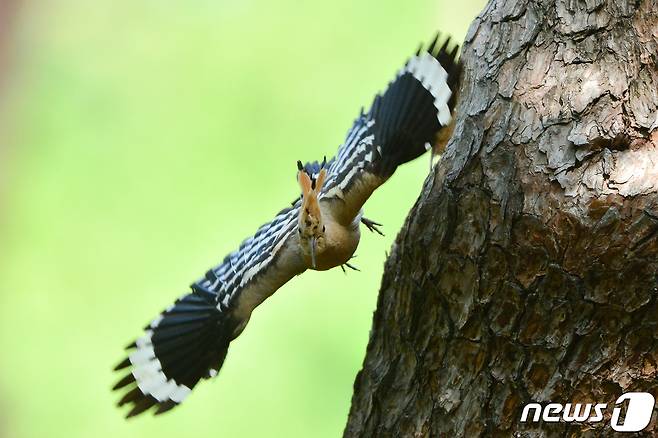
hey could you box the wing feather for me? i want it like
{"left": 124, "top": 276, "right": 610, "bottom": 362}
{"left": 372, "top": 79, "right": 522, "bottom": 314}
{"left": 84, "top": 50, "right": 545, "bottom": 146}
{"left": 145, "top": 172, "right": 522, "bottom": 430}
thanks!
{"left": 114, "top": 201, "right": 305, "bottom": 416}
{"left": 195, "top": 201, "right": 301, "bottom": 310}
{"left": 317, "top": 36, "right": 462, "bottom": 224}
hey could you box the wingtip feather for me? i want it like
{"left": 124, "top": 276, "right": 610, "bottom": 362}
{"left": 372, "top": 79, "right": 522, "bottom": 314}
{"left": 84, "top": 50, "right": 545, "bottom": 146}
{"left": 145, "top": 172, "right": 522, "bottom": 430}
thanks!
{"left": 113, "top": 373, "right": 136, "bottom": 390}
{"left": 114, "top": 357, "right": 131, "bottom": 371}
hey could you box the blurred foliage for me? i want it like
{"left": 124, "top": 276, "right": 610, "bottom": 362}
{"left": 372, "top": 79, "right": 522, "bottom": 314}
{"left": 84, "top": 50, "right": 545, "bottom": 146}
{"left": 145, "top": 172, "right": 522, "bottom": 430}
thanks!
{"left": 0, "top": 0, "right": 484, "bottom": 437}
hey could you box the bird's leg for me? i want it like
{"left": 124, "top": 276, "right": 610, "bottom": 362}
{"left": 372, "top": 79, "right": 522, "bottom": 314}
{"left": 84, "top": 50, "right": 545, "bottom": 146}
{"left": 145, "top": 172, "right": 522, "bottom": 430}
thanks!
{"left": 361, "top": 217, "right": 384, "bottom": 236}
{"left": 426, "top": 142, "right": 435, "bottom": 172}
{"left": 429, "top": 119, "right": 455, "bottom": 172}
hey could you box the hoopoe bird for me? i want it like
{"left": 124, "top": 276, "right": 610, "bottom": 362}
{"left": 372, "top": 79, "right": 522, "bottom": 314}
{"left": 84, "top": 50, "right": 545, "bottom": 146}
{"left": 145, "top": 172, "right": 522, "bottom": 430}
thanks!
{"left": 113, "top": 34, "right": 461, "bottom": 418}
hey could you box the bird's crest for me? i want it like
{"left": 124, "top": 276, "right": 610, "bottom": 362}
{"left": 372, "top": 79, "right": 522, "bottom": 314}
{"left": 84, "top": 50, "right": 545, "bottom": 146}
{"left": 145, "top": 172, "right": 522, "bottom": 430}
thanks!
{"left": 297, "top": 160, "right": 327, "bottom": 217}
{"left": 297, "top": 160, "right": 328, "bottom": 268}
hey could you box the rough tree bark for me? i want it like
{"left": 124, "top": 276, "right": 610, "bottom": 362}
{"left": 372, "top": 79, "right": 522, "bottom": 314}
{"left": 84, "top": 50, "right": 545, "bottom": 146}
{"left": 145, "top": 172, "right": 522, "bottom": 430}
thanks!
{"left": 344, "top": 0, "right": 658, "bottom": 436}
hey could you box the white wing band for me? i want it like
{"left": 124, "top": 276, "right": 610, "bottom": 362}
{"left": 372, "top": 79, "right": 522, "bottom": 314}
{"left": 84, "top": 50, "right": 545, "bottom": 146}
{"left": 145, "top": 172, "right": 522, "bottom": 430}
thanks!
{"left": 403, "top": 53, "right": 452, "bottom": 126}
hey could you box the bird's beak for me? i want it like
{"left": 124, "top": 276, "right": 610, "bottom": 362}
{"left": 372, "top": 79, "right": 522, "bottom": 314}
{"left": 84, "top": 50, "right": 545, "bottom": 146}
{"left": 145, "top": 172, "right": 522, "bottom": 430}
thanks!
{"left": 310, "top": 236, "right": 317, "bottom": 269}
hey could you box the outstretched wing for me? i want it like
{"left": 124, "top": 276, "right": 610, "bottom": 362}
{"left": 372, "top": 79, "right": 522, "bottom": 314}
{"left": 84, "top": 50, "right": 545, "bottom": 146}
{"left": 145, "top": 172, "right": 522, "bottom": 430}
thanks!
{"left": 319, "top": 35, "right": 461, "bottom": 224}
{"left": 113, "top": 202, "right": 304, "bottom": 417}
{"left": 197, "top": 203, "right": 301, "bottom": 308}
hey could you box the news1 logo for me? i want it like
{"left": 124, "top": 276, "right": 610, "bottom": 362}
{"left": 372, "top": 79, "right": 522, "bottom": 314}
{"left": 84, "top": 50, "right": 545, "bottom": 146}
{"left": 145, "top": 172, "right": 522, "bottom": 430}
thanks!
{"left": 520, "top": 392, "right": 655, "bottom": 432}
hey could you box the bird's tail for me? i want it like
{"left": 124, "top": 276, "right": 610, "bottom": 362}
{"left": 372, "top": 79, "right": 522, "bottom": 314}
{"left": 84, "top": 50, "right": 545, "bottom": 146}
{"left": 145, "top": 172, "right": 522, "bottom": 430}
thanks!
{"left": 113, "top": 284, "right": 236, "bottom": 417}
{"left": 369, "top": 35, "right": 461, "bottom": 178}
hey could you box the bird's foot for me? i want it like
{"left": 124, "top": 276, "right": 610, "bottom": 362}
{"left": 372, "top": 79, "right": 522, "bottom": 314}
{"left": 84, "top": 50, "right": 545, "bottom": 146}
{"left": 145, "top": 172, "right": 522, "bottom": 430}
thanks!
{"left": 340, "top": 255, "right": 360, "bottom": 274}
{"left": 361, "top": 217, "right": 384, "bottom": 236}
{"left": 340, "top": 262, "right": 360, "bottom": 274}
{"left": 424, "top": 141, "right": 436, "bottom": 173}
{"left": 428, "top": 148, "right": 437, "bottom": 173}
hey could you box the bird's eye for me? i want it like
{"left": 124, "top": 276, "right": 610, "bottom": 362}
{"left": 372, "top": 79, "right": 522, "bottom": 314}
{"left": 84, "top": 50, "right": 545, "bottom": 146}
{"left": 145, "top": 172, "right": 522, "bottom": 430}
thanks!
{"left": 322, "top": 225, "right": 326, "bottom": 232}
{"left": 298, "top": 228, "right": 302, "bottom": 235}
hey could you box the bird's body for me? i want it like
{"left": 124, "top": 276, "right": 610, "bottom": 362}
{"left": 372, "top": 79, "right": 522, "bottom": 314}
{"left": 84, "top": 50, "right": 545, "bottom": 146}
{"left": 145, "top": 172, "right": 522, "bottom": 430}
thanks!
{"left": 113, "top": 34, "right": 462, "bottom": 417}
{"left": 301, "top": 206, "right": 362, "bottom": 271}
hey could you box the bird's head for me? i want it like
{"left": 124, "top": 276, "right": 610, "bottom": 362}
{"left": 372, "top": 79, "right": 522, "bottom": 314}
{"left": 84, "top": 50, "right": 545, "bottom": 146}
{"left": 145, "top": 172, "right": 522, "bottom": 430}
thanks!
{"left": 297, "top": 163, "right": 327, "bottom": 269}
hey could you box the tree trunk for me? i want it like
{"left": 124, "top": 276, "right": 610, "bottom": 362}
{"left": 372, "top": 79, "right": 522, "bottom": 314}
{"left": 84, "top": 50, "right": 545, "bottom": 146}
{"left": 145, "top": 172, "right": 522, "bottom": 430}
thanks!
{"left": 344, "top": 0, "right": 658, "bottom": 436}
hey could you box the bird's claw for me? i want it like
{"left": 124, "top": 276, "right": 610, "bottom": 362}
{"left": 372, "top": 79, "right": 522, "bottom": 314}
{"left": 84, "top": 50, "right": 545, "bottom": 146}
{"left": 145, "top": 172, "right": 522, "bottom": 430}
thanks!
{"left": 340, "top": 256, "right": 360, "bottom": 274}
{"left": 340, "top": 262, "right": 360, "bottom": 274}
{"left": 425, "top": 142, "right": 435, "bottom": 172}
{"left": 361, "top": 217, "right": 384, "bottom": 236}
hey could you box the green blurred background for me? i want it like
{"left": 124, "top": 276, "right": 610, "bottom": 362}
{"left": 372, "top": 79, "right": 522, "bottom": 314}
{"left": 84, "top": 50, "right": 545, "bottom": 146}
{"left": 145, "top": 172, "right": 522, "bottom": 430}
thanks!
{"left": 0, "top": 1, "right": 484, "bottom": 437}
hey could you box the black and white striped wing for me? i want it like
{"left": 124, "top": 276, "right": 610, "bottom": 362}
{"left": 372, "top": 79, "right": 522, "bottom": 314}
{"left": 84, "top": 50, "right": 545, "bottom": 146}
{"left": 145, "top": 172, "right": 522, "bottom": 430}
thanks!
{"left": 319, "top": 37, "right": 461, "bottom": 223}
{"left": 114, "top": 203, "right": 302, "bottom": 417}
{"left": 197, "top": 203, "right": 301, "bottom": 306}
